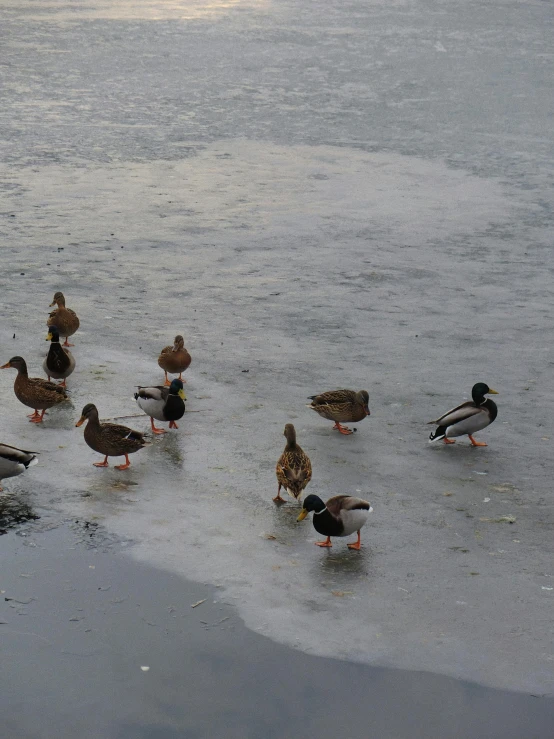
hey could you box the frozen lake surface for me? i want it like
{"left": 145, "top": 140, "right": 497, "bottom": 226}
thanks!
{"left": 1, "top": 0, "right": 554, "bottom": 696}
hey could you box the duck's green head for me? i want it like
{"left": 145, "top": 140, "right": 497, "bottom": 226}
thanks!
{"left": 297, "top": 494, "right": 325, "bottom": 521}
{"left": 169, "top": 378, "right": 186, "bottom": 400}
{"left": 472, "top": 383, "right": 498, "bottom": 404}
{"left": 46, "top": 325, "right": 60, "bottom": 342}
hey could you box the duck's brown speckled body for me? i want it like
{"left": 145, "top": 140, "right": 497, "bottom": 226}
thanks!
{"left": 307, "top": 389, "right": 370, "bottom": 435}
{"left": 76, "top": 403, "right": 149, "bottom": 470}
{"left": 274, "top": 424, "right": 312, "bottom": 504}
{"left": 157, "top": 335, "right": 191, "bottom": 386}
{"left": 47, "top": 292, "right": 79, "bottom": 347}
{"left": 1, "top": 356, "right": 69, "bottom": 423}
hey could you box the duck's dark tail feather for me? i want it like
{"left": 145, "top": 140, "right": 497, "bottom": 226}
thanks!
{"left": 429, "top": 426, "right": 447, "bottom": 443}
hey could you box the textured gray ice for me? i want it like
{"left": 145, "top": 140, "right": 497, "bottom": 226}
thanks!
{"left": 1, "top": 0, "right": 553, "bottom": 695}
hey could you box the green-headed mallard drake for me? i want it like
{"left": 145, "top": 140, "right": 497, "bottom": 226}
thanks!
{"left": 0, "top": 443, "right": 39, "bottom": 492}
{"left": 75, "top": 403, "right": 149, "bottom": 470}
{"left": 297, "top": 494, "right": 373, "bottom": 549}
{"left": 1, "top": 356, "right": 69, "bottom": 423}
{"left": 134, "top": 379, "right": 186, "bottom": 434}
{"left": 428, "top": 383, "right": 498, "bottom": 447}
{"left": 47, "top": 291, "right": 79, "bottom": 347}
{"left": 274, "top": 423, "right": 312, "bottom": 505}
{"left": 307, "top": 389, "right": 370, "bottom": 435}
{"left": 157, "top": 335, "right": 191, "bottom": 386}
{"left": 43, "top": 325, "right": 75, "bottom": 387}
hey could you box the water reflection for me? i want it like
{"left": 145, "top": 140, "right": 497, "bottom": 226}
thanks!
{"left": 0, "top": 494, "right": 39, "bottom": 535}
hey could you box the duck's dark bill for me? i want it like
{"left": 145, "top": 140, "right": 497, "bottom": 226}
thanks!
{"left": 297, "top": 509, "right": 308, "bottom": 522}
{"left": 0, "top": 363, "right": 11, "bottom": 369}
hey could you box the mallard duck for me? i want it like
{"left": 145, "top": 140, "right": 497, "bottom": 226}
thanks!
{"left": 274, "top": 423, "right": 312, "bottom": 504}
{"left": 0, "top": 443, "right": 39, "bottom": 492}
{"left": 297, "top": 494, "right": 373, "bottom": 549}
{"left": 1, "top": 356, "right": 69, "bottom": 423}
{"left": 307, "top": 389, "right": 370, "bottom": 435}
{"left": 134, "top": 379, "right": 186, "bottom": 434}
{"left": 47, "top": 291, "right": 79, "bottom": 347}
{"left": 43, "top": 325, "right": 75, "bottom": 387}
{"left": 428, "top": 383, "right": 498, "bottom": 447}
{"left": 75, "top": 403, "right": 149, "bottom": 469}
{"left": 157, "top": 335, "right": 191, "bottom": 386}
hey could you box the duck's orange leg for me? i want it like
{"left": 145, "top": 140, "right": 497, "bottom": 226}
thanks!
{"left": 93, "top": 456, "right": 109, "bottom": 467}
{"left": 177, "top": 373, "right": 187, "bottom": 383}
{"left": 469, "top": 435, "right": 487, "bottom": 447}
{"left": 27, "top": 410, "right": 41, "bottom": 420}
{"left": 63, "top": 338, "right": 74, "bottom": 347}
{"left": 315, "top": 536, "right": 332, "bottom": 547}
{"left": 444, "top": 437, "right": 456, "bottom": 445}
{"left": 115, "top": 454, "right": 131, "bottom": 470}
{"left": 273, "top": 483, "right": 286, "bottom": 504}
{"left": 58, "top": 379, "right": 67, "bottom": 388}
{"left": 332, "top": 422, "right": 354, "bottom": 435}
{"left": 163, "top": 371, "right": 171, "bottom": 387}
{"left": 348, "top": 531, "right": 362, "bottom": 550}
{"left": 150, "top": 417, "right": 166, "bottom": 435}
{"left": 29, "top": 410, "right": 46, "bottom": 424}
{"left": 168, "top": 420, "right": 178, "bottom": 429}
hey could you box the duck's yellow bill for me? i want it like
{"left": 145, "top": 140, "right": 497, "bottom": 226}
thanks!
{"left": 75, "top": 417, "right": 85, "bottom": 427}
{"left": 488, "top": 388, "right": 499, "bottom": 394}
{"left": 46, "top": 332, "right": 52, "bottom": 341}
{"left": 178, "top": 389, "right": 186, "bottom": 400}
{"left": 297, "top": 509, "right": 308, "bottom": 522}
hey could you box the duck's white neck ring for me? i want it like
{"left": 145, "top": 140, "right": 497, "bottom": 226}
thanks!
{"left": 314, "top": 508, "right": 327, "bottom": 515}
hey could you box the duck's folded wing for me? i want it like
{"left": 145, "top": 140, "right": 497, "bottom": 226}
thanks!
{"left": 429, "top": 401, "right": 480, "bottom": 426}
{"left": 325, "top": 495, "right": 370, "bottom": 519}
{"left": 309, "top": 389, "right": 356, "bottom": 405}
{"left": 136, "top": 386, "right": 167, "bottom": 402}
{"left": 0, "top": 444, "right": 39, "bottom": 463}
{"left": 103, "top": 423, "right": 144, "bottom": 441}
{"left": 31, "top": 377, "right": 68, "bottom": 395}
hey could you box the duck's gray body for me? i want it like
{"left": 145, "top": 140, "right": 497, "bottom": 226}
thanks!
{"left": 0, "top": 443, "right": 39, "bottom": 485}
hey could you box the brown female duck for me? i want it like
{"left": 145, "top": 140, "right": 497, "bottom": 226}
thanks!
{"left": 157, "top": 335, "right": 191, "bottom": 386}
{"left": 307, "top": 389, "right": 370, "bottom": 435}
{"left": 1, "top": 356, "right": 69, "bottom": 423}
{"left": 75, "top": 403, "right": 149, "bottom": 470}
{"left": 47, "top": 291, "right": 80, "bottom": 347}
{"left": 274, "top": 423, "right": 312, "bottom": 504}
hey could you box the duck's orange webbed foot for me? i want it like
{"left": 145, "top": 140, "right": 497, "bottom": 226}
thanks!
{"left": 315, "top": 537, "right": 332, "bottom": 547}
{"left": 469, "top": 435, "right": 487, "bottom": 447}
{"left": 163, "top": 372, "right": 171, "bottom": 387}
{"left": 58, "top": 379, "right": 67, "bottom": 388}
{"left": 93, "top": 456, "right": 109, "bottom": 468}
{"left": 63, "top": 339, "right": 74, "bottom": 347}
{"left": 27, "top": 410, "right": 41, "bottom": 420}
{"left": 177, "top": 373, "right": 187, "bottom": 383}
{"left": 168, "top": 421, "right": 178, "bottom": 429}
{"left": 333, "top": 422, "right": 354, "bottom": 435}
{"left": 443, "top": 438, "right": 456, "bottom": 445}
{"left": 115, "top": 454, "right": 131, "bottom": 470}
{"left": 150, "top": 418, "right": 166, "bottom": 435}
{"left": 347, "top": 532, "right": 362, "bottom": 550}
{"left": 29, "top": 410, "right": 46, "bottom": 424}
{"left": 273, "top": 485, "right": 286, "bottom": 505}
